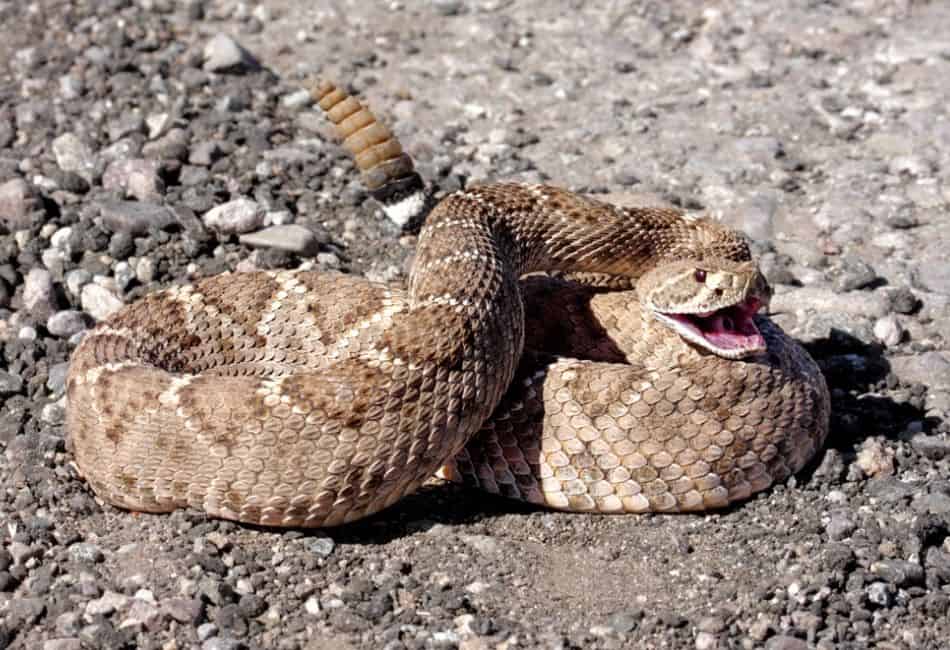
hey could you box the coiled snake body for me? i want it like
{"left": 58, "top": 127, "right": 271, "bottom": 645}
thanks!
{"left": 66, "top": 82, "right": 829, "bottom": 527}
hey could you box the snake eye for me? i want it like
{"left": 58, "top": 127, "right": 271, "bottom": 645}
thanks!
{"left": 694, "top": 269, "right": 707, "bottom": 283}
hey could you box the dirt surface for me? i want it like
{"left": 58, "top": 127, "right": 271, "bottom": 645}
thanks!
{"left": 1, "top": 1, "right": 950, "bottom": 648}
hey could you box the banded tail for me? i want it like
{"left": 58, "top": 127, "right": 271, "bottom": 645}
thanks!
{"left": 312, "top": 80, "right": 433, "bottom": 231}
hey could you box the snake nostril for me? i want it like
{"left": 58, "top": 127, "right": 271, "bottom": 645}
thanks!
{"left": 715, "top": 288, "right": 723, "bottom": 296}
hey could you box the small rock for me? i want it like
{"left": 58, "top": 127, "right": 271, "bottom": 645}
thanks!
{"left": 203, "top": 198, "right": 265, "bottom": 235}
{"left": 135, "top": 257, "right": 156, "bottom": 284}
{"left": 239, "top": 224, "right": 322, "bottom": 256}
{"left": 86, "top": 591, "right": 130, "bottom": 617}
{"left": 47, "top": 310, "right": 88, "bottom": 337}
{"left": 695, "top": 631, "right": 718, "bottom": 650}
{"left": 99, "top": 201, "right": 176, "bottom": 236}
{"left": 870, "top": 559, "right": 925, "bottom": 588}
{"left": 433, "top": 0, "right": 464, "bottom": 16}
{"left": 122, "top": 599, "right": 161, "bottom": 630}
{"left": 0, "top": 370, "right": 24, "bottom": 396}
{"left": 23, "top": 267, "right": 57, "bottom": 320}
{"left": 65, "top": 269, "right": 92, "bottom": 297}
{"left": 0, "top": 178, "right": 44, "bottom": 231}
{"left": 52, "top": 133, "right": 97, "bottom": 182}
{"left": 102, "top": 159, "right": 165, "bottom": 202}
{"left": 163, "top": 598, "right": 205, "bottom": 624}
{"left": 866, "top": 581, "right": 895, "bottom": 608}
{"left": 855, "top": 438, "right": 896, "bottom": 478}
{"left": 69, "top": 542, "right": 105, "bottom": 564}
{"left": 873, "top": 314, "right": 903, "bottom": 346}
{"left": 308, "top": 536, "right": 335, "bottom": 558}
{"left": 203, "top": 33, "right": 259, "bottom": 73}
{"left": 910, "top": 433, "right": 950, "bottom": 460}
{"left": 825, "top": 511, "right": 857, "bottom": 541}
{"left": 41, "top": 400, "right": 66, "bottom": 424}
{"left": 828, "top": 257, "right": 877, "bottom": 292}
{"left": 43, "top": 638, "right": 81, "bottom": 650}
{"left": 81, "top": 284, "right": 124, "bottom": 321}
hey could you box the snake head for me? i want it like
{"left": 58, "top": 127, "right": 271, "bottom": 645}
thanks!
{"left": 637, "top": 259, "right": 771, "bottom": 359}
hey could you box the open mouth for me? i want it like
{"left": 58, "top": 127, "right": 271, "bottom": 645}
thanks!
{"left": 653, "top": 296, "right": 767, "bottom": 359}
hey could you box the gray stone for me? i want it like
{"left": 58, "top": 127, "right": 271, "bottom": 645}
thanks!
{"left": 102, "top": 159, "right": 165, "bottom": 202}
{"left": 866, "top": 581, "right": 895, "bottom": 608}
{"left": 23, "top": 267, "right": 57, "bottom": 320}
{"left": 65, "top": 269, "right": 92, "bottom": 297}
{"left": 910, "top": 433, "right": 950, "bottom": 460}
{"left": 0, "top": 370, "right": 24, "bottom": 396}
{"left": 203, "top": 198, "right": 265, "bottom": 235}
{"left": 47, "top": 362, "right": 69, "bottom": 394}
{"left": 203, "top": 33, "right": 258, "bottom": 73}
{"left": 69, "top": 542, "right": 105, "bottom": 564}
{"left": 770, "top": 286, "right": 889, "bottom": 319}
{"left": 163, "top": 597, "right": 205, "bottom": 624}
{"left": 99, "top": 200, "right": 176, "bottom": 235}
{"left": 122, "top": 598, "right": 161, "bottom": 630}
{"left": 829, "top": 257, "right": 878, "bottom": 292}
{"left": 870, "top": 559, "right": 925, "bottom": 588}
{"left": 825, "top": 511, "right": 857, "bottom": 541}
{"left": 85, "top": 591, "right": 130, "bottom": 616}
{"left": 52, "top": 133, "right": 97, "bottom": 182}
{"left": 308, "top": 535, "right": 335, "bottom": 558}
{"left": 81, "top": 284, "right": 124, "bottom": 321}
{"left": 47, "top": 310, "right": 88, "bottom": 337}
{"left": 0, "top": 178, "right": 44, "bottom": 231}
{"left": 239, "top": 224, "right": 321, "bottom": 256}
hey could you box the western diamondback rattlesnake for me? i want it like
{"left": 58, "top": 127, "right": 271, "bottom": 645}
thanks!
{"left": 65, "top": 80, "right": 830, "bottom": 527}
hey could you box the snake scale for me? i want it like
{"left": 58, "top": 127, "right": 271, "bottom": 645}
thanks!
{"left": 66, "top": 80, "right": 830, "bottom": 527}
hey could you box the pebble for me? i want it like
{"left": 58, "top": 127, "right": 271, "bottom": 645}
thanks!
{"left": 873, "top": 314, "right": 904, "bottom": 346}
{"left": 80, "top": 284, "right": 124, "bottom": 321}
{"left": 203, "top": 198, "right": 266, "bottom": 235}
{"left": 0, "top": 178, "right": 44, "bottom": 231}
{"left": 85, "top": 591, "right": 130, "bottom": 617}
{"left": 308, "top": 535, "right": 335, "bottom": 558}
{"left": 47, "top": 310, "right": 88, "bottom": 337}
{"left": 99, "top": 200, "right": 177, "bottom": 236}
{"left": 203, "top": 33, "right": 259, "bottom": 73}
{"left": 23, "top": 268, "right": 57, "bottom": 320}
{"left": 825, "top": 511, "right": 857, "bottom": 541}
{"left": 102, "top": 159, "right": 165, "bottom": 202}
{"left": 41, "top": 400, "right": 65, "bottom": 425}
{"left": 0, "top": 371, "right": 24, "bottom": 396}
{"left": 238, "top": 224, "right": 322, "bottom": 256}
{"left": 65, "top": 269, "right": 92, "bottom": 298}
{"left": 855, "top": 438, "right": 896, "bottom": 478}
{"left": 828, "top": 257, "right": 878, "bottom": 292}
{"left": 51, "top": 133, "right": 98, "bottom": 182}
{"left": 910, "top": 433, "right": 950, "bottom": 460}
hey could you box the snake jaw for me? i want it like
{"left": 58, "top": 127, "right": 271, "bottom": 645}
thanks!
{"left": 652, "top": 296, "right": 767, "bottom": 359}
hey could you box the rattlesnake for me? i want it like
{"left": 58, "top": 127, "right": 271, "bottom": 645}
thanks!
{"left": 65, "top": 80, "right": 829, "bottom": 527}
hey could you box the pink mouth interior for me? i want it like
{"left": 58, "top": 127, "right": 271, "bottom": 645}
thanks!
{"left": 666, "top": 297, "right": 766, "bottom": 353}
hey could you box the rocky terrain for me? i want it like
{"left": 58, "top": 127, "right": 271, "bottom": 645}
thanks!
{"left": 1, "top": 0, "right": 950, "bottom": 648}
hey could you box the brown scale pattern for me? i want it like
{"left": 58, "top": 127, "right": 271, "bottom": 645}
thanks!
{"left": 68, "top": 81, "right": 829, "bottom": 525}
{"left": 72, "top": 183, "right": 807, "bottom": 527}
{"left": 448, "top": 278, "right": 829, "bottom": 512}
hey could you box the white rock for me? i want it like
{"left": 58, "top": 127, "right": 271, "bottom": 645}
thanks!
{"left": 873, "top": 314, "right": 904, "bottom": 347}
{"left": 203, "top": 198, "right": 265, "bottom": 235}
{"left": 81, "top": 284, "right": 124, "bottom": 321}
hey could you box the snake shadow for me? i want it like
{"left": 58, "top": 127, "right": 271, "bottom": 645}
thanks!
{"left": 796, "top": 327, "right": 940, "bottom": 476}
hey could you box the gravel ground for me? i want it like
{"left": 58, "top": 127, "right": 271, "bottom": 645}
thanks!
{"left": 2, "top": 0, "right": 950, "bottom": 648}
